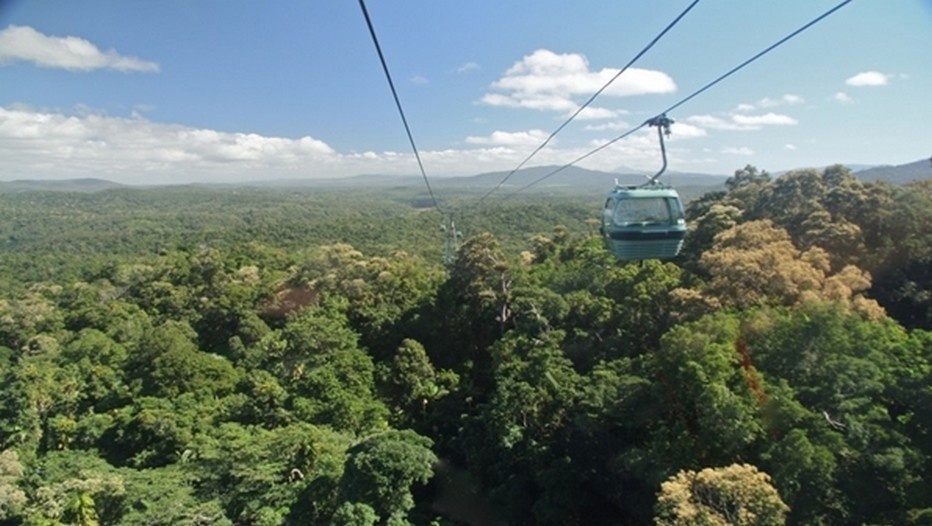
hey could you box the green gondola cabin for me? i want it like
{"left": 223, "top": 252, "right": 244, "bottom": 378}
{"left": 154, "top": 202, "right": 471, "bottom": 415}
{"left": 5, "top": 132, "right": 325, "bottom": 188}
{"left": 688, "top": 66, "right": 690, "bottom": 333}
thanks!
{"left": 601, "top": 185, "right": 686, "bottom": 261}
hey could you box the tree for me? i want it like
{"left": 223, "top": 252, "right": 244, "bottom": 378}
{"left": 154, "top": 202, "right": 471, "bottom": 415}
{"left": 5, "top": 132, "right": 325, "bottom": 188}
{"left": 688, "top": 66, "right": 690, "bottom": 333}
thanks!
{"left": 385, "top": 339, "right": 457, "bottom": 424}
{"left": 746, "top": 304, "right": 929, "bottom": 524}
{"left": 655, "top": 464, "right": 788, "bottom": 526}
{"left": 125, "top": 321, "right": 239, "bottom": 399}
{"left": 331, "top": 502, "right": 379, "bottom": 526}
{"left": 337, "top": 430, "right": 436, "bottom": 524}
{"left": 61, "top": 329, "right": 130, "bottom": 413}
{"left": 867, "top": 181, "right": 932, "bottom": 329}
{"left": 726, "top": 165, "right": 772, "bottom": 194}
{"left": 103, "top": 396, "right": 194, "bottom": 468}
{"left": 455, "top": 330, "right": 587, "bottom": 525}
{"left": 696, "top": 220, "right": 883, "bottom": 318}
{"left": 648, "top": 313, "right": 763, "bottom": 468}
{"left": 0, "top": 284, "right": 64, "bottom": 351}
{"left": 432, "top": 233, "right": 513, "bottom": 372}
{"left": 18, "top": 450, "right": 125, "bottom": 526}
{"left": 118, "top": 465, "right": 232, "bottom": 526}
{"left": 262, "top": 308, "right": 388, "bottom": 434}
{"left": 187, "top": 422, "right": 347, "bottom": 526}
{"left": 0, "top": 449, "right": 27, "bottom": 521}
{"left": 680, "top": 203, "right": 743, "bottom": 276}
{"left": 297, "top": 245, "right": 442, "bottom": 362}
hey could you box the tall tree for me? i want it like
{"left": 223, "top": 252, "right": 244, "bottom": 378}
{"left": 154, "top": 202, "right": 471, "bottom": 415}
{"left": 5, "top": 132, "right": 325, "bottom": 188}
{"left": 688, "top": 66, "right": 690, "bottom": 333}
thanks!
{"left": 336, "top": 430, "right": 436, "bottom": 524}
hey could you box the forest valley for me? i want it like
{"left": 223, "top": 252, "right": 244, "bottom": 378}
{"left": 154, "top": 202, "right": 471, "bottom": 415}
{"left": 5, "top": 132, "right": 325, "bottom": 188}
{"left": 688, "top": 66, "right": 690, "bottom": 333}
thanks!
{"left": 0, "top": 165, "right": 930, "bottom": 525}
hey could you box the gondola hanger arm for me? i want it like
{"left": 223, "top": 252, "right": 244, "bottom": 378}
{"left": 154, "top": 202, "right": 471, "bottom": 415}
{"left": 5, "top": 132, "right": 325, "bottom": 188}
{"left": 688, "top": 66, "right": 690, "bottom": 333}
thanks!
{"left": 644, "top": 114, "right": 674, "bottom": 186}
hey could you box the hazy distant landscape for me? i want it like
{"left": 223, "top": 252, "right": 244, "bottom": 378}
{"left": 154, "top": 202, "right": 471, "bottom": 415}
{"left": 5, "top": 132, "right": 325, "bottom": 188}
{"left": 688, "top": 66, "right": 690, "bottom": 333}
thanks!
{"left": 3, "top": 158, "right": 928, "bottom": 194}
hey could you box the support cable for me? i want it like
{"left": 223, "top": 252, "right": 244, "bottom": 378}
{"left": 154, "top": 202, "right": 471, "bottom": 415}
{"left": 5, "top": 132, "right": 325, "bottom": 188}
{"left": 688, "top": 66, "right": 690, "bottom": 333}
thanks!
{"left": 358, "top": 0, "right": 443, "bottom": 213}
{"left": 503, "top": 0, "right": 853, "bottom": 197}
{"left": 475, "top": 0, "right": 702, "bottom": 205}
{"left": 359, "top": 0, "right": 463, "bottom": 263}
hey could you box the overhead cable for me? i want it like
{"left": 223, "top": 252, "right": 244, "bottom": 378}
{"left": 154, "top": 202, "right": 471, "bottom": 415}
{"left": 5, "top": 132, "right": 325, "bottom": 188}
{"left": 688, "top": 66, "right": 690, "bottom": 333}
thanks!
{"left": 358, "top": 0, "right": 443, "bottom": 213}
{"left": 659, "top": 0, "right": 853, "bottom": 117}
{"left": 504, "top": 0, "right": 853, "bottom": 197}
{"left": 476, "top": 0, "right": 702, "bottom": 205}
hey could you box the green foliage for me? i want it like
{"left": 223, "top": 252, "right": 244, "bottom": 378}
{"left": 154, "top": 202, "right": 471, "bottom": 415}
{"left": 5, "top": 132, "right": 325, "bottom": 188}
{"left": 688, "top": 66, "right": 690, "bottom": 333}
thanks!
{"left": 0, "top": 449, "right": 27, "bottom": 520}
{"left": 254, "top": 308, "right": 388, "bottom": 434}
{"left": 747, "top": 304, "right": 928, "bottom": 524}
{"left": 650, "top": 313, "right": 763, "bottom": 467}
{"left": 337, "top": 430, "right": 437, "bottom": 523}
{"left": 685, "top": 165, "right": 932, "bottom": 329}
{"left": 125, "top": 321, "right": 239, "bottom": 399}
{"left": 0, "top": 182, "right": 929, "bottom": 526}
{"left": 297, "top": 245, "right": 443, "bottom": 362}
{"left": 188, "top": 422, "right": 349, "bottom": 525}
{"left": 117, "top": 466, "right": 232, "bottom": 526}
{"left": 384, "top": 339, "right": 458, "bottom": 425}
{"left": 331, "top": 501, "right": 379, "bottom": 526}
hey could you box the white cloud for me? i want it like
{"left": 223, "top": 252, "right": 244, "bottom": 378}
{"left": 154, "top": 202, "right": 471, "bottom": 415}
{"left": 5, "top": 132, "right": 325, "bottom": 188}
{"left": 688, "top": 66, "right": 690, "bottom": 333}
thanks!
{"left": 732, "top": 112, "right": 797, "bottom": 126}
{"left": 410, "top": 75, "right": 429, "bottom": 85}
{"left": 845, "top": 71, "right": 888, "bottom": 87}
{"left": 735, "top": 94, "right": 803, "bottom": 112}
{"left": 584, "top": 121, "right": 632, "bottom": 132}
{"left": 0, "top": 106, "right": 336, "bottom": 182}
{"left": 685, "top": 112, "right": 797, "bottom": 131}
{"left": 0, "top": 25, "right": 159, "bottom": 72}
{"left": 481, "top": 49, "right": 676, "bottom": 117}
{"left": 573, "top": 106, "right": 619, "bottom": 120}
{"left": 456, "top": 61, "right": 479, "bottom": 73}
{"left": 784, "top": 144, "right": 797, "bottom": 150}
{"left": 685, "top": 114, "right": 755, "bottom": 131}
{"left": 758, "top": 94, "right": 804, "bottom": 107}
{"left": 833, "top": 91, "right": 854, "bottom": 104}
{"left": 480, "top": 92, "right": 576, "bottom": 112}
{"left": 669, "top": 122, "right": 707, "bottom": 138}
{"left": 723, "top": 146, "right": 754, "bottom": 156}
{"left": 465, "top": 129, "right": 550, "bottom": 147}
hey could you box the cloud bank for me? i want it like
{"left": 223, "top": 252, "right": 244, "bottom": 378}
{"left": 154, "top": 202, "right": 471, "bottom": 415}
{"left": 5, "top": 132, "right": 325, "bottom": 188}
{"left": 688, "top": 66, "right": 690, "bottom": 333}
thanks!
{"left": 1, "top": 106, "right": 666, "bottom": 183}
{"left": 0, "top": 106, "right": 337, "bottom": 182}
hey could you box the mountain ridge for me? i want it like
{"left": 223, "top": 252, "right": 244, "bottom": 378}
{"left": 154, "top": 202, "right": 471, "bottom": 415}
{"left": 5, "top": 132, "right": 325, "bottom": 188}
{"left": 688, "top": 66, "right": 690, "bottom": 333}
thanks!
{"left": 3, "top": 158, "right": 929, "bottom": 192}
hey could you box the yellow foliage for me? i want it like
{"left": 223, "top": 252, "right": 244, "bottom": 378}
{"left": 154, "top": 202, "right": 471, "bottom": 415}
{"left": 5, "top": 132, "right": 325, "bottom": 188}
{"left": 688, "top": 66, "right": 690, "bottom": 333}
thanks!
{"left": 695, "top": 220, "right": 885, "bottom": 319}
{"left": 655, "top": 463, "right": 788, "bottom": 526}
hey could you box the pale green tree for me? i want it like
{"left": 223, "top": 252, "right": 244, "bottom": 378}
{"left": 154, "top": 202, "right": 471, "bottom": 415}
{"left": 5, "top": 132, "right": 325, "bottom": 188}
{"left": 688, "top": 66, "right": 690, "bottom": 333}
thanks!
{"left": 655, "top": 464, "right": 788, "bottom": 526}
{"left": 0, "top": 449, "right": 27, "bottom": 521}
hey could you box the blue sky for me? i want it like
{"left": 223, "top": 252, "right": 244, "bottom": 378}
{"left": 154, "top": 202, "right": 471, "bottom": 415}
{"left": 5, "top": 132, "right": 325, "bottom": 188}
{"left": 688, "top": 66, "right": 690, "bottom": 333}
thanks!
{"left": 1, "top": 0, "right": 930, "bottom": 184}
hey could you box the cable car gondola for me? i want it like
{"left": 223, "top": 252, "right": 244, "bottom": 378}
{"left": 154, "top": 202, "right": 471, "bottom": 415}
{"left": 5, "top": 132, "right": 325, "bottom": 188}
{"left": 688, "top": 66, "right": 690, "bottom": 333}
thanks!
{"left": 600, "top": 115, "right": 686, "bottom": 261}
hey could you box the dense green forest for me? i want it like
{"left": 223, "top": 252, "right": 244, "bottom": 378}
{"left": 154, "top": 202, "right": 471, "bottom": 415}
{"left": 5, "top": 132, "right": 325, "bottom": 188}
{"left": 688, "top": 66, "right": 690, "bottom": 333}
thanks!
{"left": 0, "top": 165, "right": 930, "bottom": 525}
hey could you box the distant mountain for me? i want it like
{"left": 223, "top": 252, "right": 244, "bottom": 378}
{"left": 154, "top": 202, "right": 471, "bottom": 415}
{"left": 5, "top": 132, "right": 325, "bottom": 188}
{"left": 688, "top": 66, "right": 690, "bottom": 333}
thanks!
{"left": 841, "top": 164, "right": 878, "bottom": 172}
{"left": 437, "top": 165, "right": 617, "bottom": 190}
{"left": 249, "top": 173, "right": 428, "bottom": 188}
{"left": 276, "top": 166, "right": 627, "bottom": 192}
{"left": 431, "top": 165, "right": 728, "bottom": 191}
{"left": 0, "top": 167, "right": 732, "bottom": 202}
{"left": 853, "top": 158, "right": 932, "bottom": 185}
{"left": 28, "top": 160, "right": 932, "bottom": 195}
{"left": 0, "top": 178, "right": 125, "bottom": 193}
{"left": 771, "top": 159, "right": 931, "bottom": 185}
